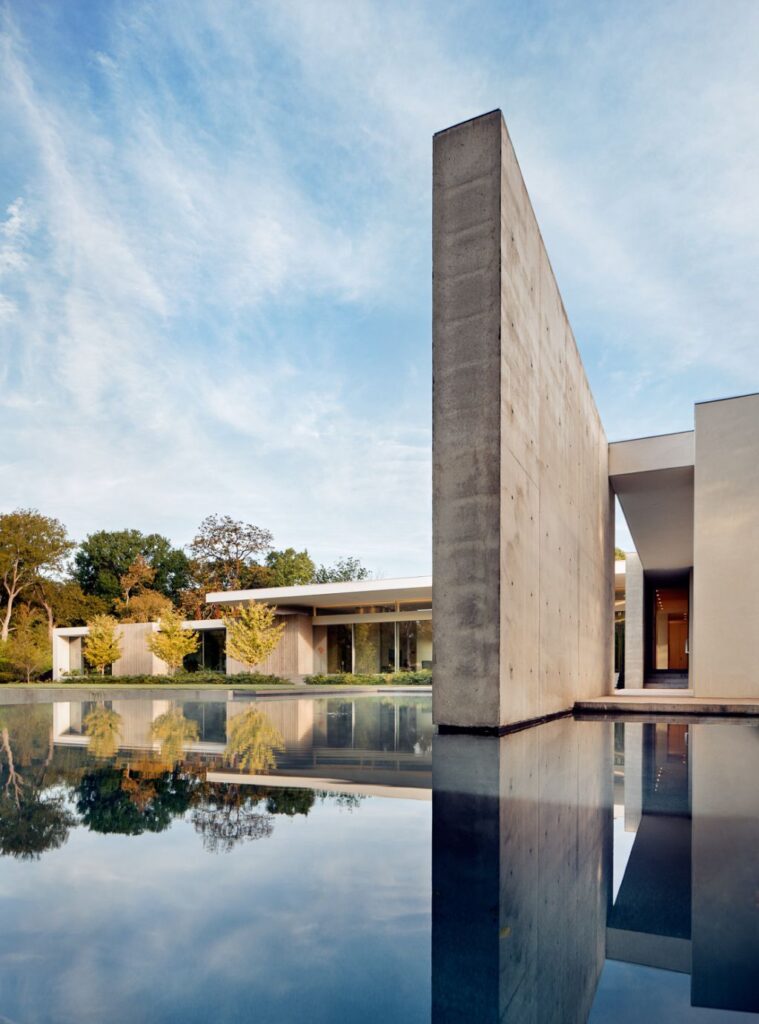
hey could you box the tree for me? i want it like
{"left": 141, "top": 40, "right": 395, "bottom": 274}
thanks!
{"left": 263, "top": 548, "right": 316, "bottom": 588}
{"left": 33, "top": 578, "right": 108, "bottom": 639}
{"left": 0, "top": 509, "right": 74, "bottom": 642}
{"left": 75, "top": 765, "right": 198, "bottom": 836}
{"left": 146, "top": 610, "right": 199, "bottom": 674}
{"left": 224, "top": 708, "right": 284, "bottom": 773}
{"left": 188, "top": 514, "right": 273, "bottom": 592}
{"left": 83, "top": 705, "right": 123, "bottom": 759}
{"left": 191, "top": 785, "right": 274, "bottom": 853}
{"left": 83, "top": 615, "right": 122, "bottom": 675}
{"left": 150, "top": 706, "right": 199, "bottom": 764}
{"left": 118, "top": 554, "right": 155, "bottom": 607}
{"left": 313, "top": 557, "right": 370, "bottom": 584}
{"left": 615, "top": 548, "right": 627, "bottom": 561}
{"left": 118, "top": 590, "right": 174, "bottom": 623}
{"left": 74, "top": 529, "right": 190, "bottom": 603}
{"left": 2, "top": 605, "right": 50, "bottom": 682}
{"left": 224, "top": 603, "right": 285, "bottom": 670}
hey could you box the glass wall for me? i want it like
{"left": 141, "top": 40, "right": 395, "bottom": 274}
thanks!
{"left": 324, "top": 619, "right": 433, "bottom": 674}
{"left": 354, "top": 622, "right": 396, "bottom": 674}
{"left": 399, "top": 620, "right": 433, "bottom": 671}
{"left": 327, "top": 625, "right": 352, "bottom": 673}
{"left": 183, "top": 629, "right": 226, "bottom": 673}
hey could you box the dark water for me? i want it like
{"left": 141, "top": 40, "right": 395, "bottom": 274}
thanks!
{"left": 0, "top": 692, "right": 757, "bottom": 1022}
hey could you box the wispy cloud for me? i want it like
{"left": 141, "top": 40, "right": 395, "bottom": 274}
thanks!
{"left": 0, "top": 0, "right": 757, "bottom": 560}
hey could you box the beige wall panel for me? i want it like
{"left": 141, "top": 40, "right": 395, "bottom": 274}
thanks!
{"left": 226, "top": 615, "right": 305, "bottom": 677}
{"left": 623, "top": 553, "right": 644, "bottom": 688}
{"left": 112, "top": 623, "right": 162, "bottom": 677}
{"left": 693, "top": 394, "right": 759, "bottom": 696}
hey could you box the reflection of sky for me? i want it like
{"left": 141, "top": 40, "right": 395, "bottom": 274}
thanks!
{"left": 591, "top": 961, "right": 759, "bottom": 1022}
{"left": 612, "top": 802, "right": 637, "bottom": 901}
{"left": 0, "top": 796, "right": 431, "bottom": 1024}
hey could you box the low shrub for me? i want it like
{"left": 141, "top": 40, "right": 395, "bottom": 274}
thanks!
{"left": 304, "top": 670, "right": 432, "bottom": 687}
{"left": 54, "top": 670, "right": 292, "bottom": 687}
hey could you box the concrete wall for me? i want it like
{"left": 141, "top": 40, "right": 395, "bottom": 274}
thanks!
{"left": 692, "top": 394, "right": 759, "bottom": 696}
{"left": 432, "top": 109, "right": 613, "bottom": 730}
{"left": 623, "top": 553, "right": 644, "bottom": 689}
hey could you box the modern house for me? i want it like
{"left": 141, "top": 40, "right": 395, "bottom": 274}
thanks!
{"left": 52, "top": 576, "right": 433, "bottom": 680}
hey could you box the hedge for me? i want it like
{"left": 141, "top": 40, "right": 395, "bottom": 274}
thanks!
{"left": 304, "top": 670, "right": 432, "bottom": 686}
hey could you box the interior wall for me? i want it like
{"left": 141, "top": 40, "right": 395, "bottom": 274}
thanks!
{"left": 432, "top": 109, "right": 614, "bottom": 729}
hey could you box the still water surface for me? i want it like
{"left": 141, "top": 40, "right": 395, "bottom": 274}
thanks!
{"left": 0, "top": 690, "right": 756, "bottom": 1022}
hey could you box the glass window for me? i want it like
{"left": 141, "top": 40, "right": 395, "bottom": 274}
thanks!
{"left": 354, "top": 622, "right": 395, "bottom": 674}
{"left": 399, "top": 620, "right": 433, "bottom": 671}
{"left": 327, "top": 625, "right": 352, "bottom": 673}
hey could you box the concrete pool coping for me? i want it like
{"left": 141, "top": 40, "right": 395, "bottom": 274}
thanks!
{"left": 576, "top": 693, "right": 759, "bottom": 718}
{"left": 0, "top": 683, "right": 432, "bottom": 704}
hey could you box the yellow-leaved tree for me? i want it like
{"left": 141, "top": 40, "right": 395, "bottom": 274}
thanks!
{"left": 150, "top": 705, "right": 199, "bottom": 764}
{"left": 83, "top": 615, "right": 122, "bottom": 676}
{"left": 84, "top": 704, "right": 122, "bottom": 758}
{"left": 146, "top": 609, "right": 199, "bottom": 675}
{"left": 223, "top": 603, "right": 285, "bottom": 672}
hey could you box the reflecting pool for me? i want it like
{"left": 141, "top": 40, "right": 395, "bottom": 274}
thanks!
{"left": 0, "top": 692, "right": 757, "bottom": 1021}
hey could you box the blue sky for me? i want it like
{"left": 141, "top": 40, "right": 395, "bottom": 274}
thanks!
{"left": 1, "top": 0, "right": 758, "bottom": 573}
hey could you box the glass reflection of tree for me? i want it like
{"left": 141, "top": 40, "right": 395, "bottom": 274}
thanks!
{"left": 83, "top": 703, "right": 122, "bottom": 759}
{"left": 0, "top": 706, "right": 75, "bottom": 860}
{"left": 224, "top": 708, "right": 284, "bottom": 774}
{"left": 150, "top": 706, "right": 199, "bottom": 766}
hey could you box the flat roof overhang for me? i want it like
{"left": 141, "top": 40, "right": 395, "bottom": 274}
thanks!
{"left": 206, "top": 575, "right": 433, "bottom": 610}
{"left": 609, "top": 431, "right": 694, "bottom": 571}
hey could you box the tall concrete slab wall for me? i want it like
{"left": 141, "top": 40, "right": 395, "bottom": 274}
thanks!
{"left": 432, "top": 109, "right": 613, "bottom": 730}
{"left": 692, "top": 394, "right": 759, "bottom": 697}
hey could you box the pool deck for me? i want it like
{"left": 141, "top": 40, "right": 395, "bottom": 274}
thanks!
{"left": 575, "top": 690, "right": 759, "bottom": 718}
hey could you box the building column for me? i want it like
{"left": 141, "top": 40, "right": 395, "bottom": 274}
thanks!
{"left": 624, "top": 553, "right": 644, "bottom": 689}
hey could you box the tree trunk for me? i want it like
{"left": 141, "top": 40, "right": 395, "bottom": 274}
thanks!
{"left": 1, "top": 597, "right": 13, "bottom": 644}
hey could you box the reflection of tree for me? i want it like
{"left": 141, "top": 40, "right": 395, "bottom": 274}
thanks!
{"left": 191, "top": 784, "right": 273, "bottom": 853}
{"left": 84, "top": 704, "right": 122, "bottom": 759}
{"left": 150, "top": 707, "right": 199, "bottom": 766}
{"left": 75, "top": 764, "right": 199, "bottom": 835}
{"left": 224, "top": 708, "right": 283, "bottom": 774}
{"left": 0, "top": 707, "right": 75, "bottom": 859}
{"left": 265, "top": 788, "right": 315, "bottom": 816}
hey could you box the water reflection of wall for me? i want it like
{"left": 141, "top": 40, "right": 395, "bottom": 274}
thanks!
{"left": 432, "top": 717, "right": 612, "bottom": 1022}
{"left": 691, "top": 724, "right": 759, "bottom": 1013}
{"left": 51, "top": 696, "right": 433, "bottom": 787}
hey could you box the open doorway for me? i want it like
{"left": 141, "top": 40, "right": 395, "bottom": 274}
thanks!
{"left": 644, "top": 572, "right": 690, "bottom": 687}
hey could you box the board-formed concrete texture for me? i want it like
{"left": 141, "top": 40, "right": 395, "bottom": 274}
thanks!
{"left": 432, "top": 109, "right": 614, "bottom": 730}
{"left": 692, "top": 394, "right": 759, "bottom": 697}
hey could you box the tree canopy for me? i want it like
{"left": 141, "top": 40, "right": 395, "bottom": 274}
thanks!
{"left": 313, "top": 556, "right": 370, "bottom": 583}
{"left": 74, "top": 529, "right": 190, "bottom": 603}
{"left": 187, "top": 514, "right": 274, "bottom": 592}
{"left": 0, "top": 508, "right": 74, "bottom": 641}
{"left": 264, "top": 548, "right": 316, "bottom": 588}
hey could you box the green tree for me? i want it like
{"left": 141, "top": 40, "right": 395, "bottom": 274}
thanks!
{"left": 224, "top": 708, "right": 284, "bottom": 773}
{"left": 615, "top": 548, "right": 627, "bottom": 561}
{"left": 0, "top": 509, "right": 74, "bottom": 642}
{"left": 146, "top": 610, "right": 199, "bottom": 674}
{"left": 263, "top": 548, "right": 316, "bottom": 588}
{"left": 74, "top": 529, "right": 190, "bottom": 603}
{"left": 2, "top": 605, "right": 50, "bottom": 682}
{"left": 118, "top": 590, "right": 174, "bottom": 623}
{"left": 83, "top": 614, "right": 122, "bottom": 675}
{"left": 83, "top": 704, "right": 123, "bottom": 759}
{"left": 75, "top": 765, "right": 199, "bottom": 836}
{"left": 313, "top": 557, "right": 370, "bottom": 584}
{"left": 224, "top": 603, "right": 285, "bottom": 670}
{"left": 150, "top": 706, "right": 200, "bottom": 764}
{"left": 188, "top": 514, "right": 273, "bottom": 592}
